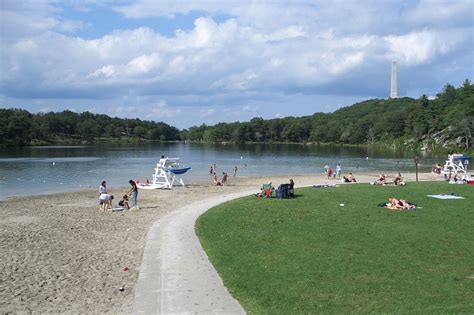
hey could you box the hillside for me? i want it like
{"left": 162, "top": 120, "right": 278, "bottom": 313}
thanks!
{"left": 184, "top": 80, "right": 473, "bottom": 150}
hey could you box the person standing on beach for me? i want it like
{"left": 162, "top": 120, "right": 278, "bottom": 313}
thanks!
{"left": 99, "top": 181, "right": 113, "bottom": 210}
{"left": 127, "top": 180, "right": 138, "bottom": 208}
{"left": 99, "top": 181, "right": 107, "bottom": 195}
{"left": 233, "top": 165, "right": 238, "bottom": 176}
{"left": 324, "top": 164, "right": 329, "bottom": 176}
{"left": 336, "top": 163, "right": 342, "bottom": 179}
{"left": 220, "top": 172, "right": 228, "bottom": 186}
{"left": 212, "top": 173, "right": 219, "bottom": 185}
{"left": 326, "top": 167, "right": 333, "bottom": 179}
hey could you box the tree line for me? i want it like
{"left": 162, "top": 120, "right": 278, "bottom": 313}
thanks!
{"left": 1, "top": 80, "right": 472, "bottom": 149}
{"left": 0, "top": 110, "right": 181, "bottom": 145}
{"left": 183, "top": 80, "right": 473, "bottom": 149}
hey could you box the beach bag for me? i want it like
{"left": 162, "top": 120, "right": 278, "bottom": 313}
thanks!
{"left": 276, "top": 184, "right": 290, "bottom": 199}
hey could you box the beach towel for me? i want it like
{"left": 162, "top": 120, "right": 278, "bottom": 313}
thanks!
{"left": 313, "top": 184, "right": 338, "bottom": 188}
{"left": 427, "top": 194, "right": 465, "bottom": 199}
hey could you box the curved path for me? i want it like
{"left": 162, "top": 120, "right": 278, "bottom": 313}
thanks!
{"left": 132, "top": 190, "right": 254, "bottom": 314}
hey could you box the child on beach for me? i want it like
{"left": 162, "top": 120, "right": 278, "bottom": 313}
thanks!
{"left": 219, "top": 172, "right": 228, "bottom": 186}
{"left": 336, "top": 164, "right": 342, "bottom": 179}
{"left": 98, "top": 180, "right": 113, "bottom": 211}
{"left": 326, "top": 167, "right": 333, "bottom": 179}
{"left": 118, "top": 194, "right": 130, "bottom": 210}
{"left": 99, "top": 194, "right": 113, "bottom": 211}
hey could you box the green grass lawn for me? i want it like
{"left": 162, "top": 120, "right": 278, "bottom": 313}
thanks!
{"left": 196, "top": 182, "right": 474, "bottom": 313}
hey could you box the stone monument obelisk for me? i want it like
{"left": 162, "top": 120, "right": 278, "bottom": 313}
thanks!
{"left": 390, "top": 60, "right": 398, "bottom": 98}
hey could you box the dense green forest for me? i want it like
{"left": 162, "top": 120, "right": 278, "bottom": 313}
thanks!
{"left": 1, "top": 80, "right": 473, "bottom": 149}
{"left": 184, "top": 80, "right": 473, "bottom": 150}
{"left": 0, "top": 110, "right": 181, "bottom": 145}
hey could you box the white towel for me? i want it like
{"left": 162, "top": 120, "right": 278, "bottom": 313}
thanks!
{"left": 427, "top": 195, "right": 465, "bottom": 200}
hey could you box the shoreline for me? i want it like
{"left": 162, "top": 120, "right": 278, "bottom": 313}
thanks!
{"left": 0, "top": 170, "right": 442, "bottom": 202}
{"left": 0, "top": 172, "right": 444, "bottom": 313}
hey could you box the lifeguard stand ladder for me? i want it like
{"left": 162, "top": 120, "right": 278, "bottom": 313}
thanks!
{"left": 152, "top": 158, "right": 191, "bottom": 189}
{"left": 442, "top": 155, "right": 469, "bottom": 175}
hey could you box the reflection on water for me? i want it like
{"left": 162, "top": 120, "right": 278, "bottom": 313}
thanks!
{"left": 0, "top": 143, "right": 445, "bottom": 200}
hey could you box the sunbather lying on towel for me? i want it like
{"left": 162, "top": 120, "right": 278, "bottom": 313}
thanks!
{"left": 385, "top": 197, "right": 416, "bottom": 210}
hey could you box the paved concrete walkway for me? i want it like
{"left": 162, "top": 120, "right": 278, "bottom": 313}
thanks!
{"left": 133, "top": 190, "right": 254, "bottom": 314}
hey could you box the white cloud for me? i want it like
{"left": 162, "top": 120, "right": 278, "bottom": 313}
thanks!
{"left": 1, "top": 1, "right": 473, "bottom": 128}
{"left": 1, "top": 0, "right": 88, "bottom": 43}
{"left": 2, "top": 14, "right": 379, "bottom": 96}
{"left": 242, "top": 105, "right": 258, "bottom": 113}
{"left": 126, "top": 53, "right": 161, "bottom": 75}
{"left": 91, "top": 65, "right": 116, "bottom": 78}
{"left": 384, "top": 29, "right": 467, "bottom": 65}
{"left": 406, "top": 0, "right": 473, "bottom": 27}
{"left": 199, "top": 108, "right": 216, "bottom": 118}
{"left": 150, "top": 101, "right": 182, "bottom": 118}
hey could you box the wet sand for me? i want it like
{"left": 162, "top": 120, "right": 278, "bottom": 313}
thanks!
{"left": 0, "top": 172, "right": 442, "bottom": 313}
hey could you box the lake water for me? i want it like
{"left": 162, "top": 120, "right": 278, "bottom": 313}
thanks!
{"left": 0, "top": 143, "right": 445, "bottom": 200}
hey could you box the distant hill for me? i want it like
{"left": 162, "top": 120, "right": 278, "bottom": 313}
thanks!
{"left": 1, "top": 80, "right": 472, "bottom": 150}
{"left": 183, "top": 80, "right": 473, "bottom": 150}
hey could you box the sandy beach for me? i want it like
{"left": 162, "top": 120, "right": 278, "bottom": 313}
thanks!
{"left": 0, "top": 171, "right": 442, "bottom": 313}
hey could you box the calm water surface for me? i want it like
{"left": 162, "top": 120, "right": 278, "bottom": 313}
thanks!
{"left": 0, "top": 143, "right": 444, "bottom": 200}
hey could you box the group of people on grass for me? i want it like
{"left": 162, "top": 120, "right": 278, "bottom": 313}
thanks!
{"left": 384, "top": 197, "right": 416, "bottom": 210}
{"left": 98, "top": 180, "right": 138, "bottom": 211}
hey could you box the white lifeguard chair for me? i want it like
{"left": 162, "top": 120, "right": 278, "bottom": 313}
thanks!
{"left": 442, "top": 154, "right": 470, "bottom": 175}
{"left": 151, "top": 158, "right": 191, "bottom": 189}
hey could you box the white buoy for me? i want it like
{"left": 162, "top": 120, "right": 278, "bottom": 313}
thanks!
{"left": 366, "top": 157, "right": 369, "bottom": 160}
{"left": 52, "top": 162, "right": 55, "bottom": 166}
{"left": 241, "top": 156, "right": 243, "bottom": 159}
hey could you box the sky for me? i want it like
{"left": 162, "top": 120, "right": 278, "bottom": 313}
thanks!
{"left": 0, "top": 0, "right": 473, "bottom": 129}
